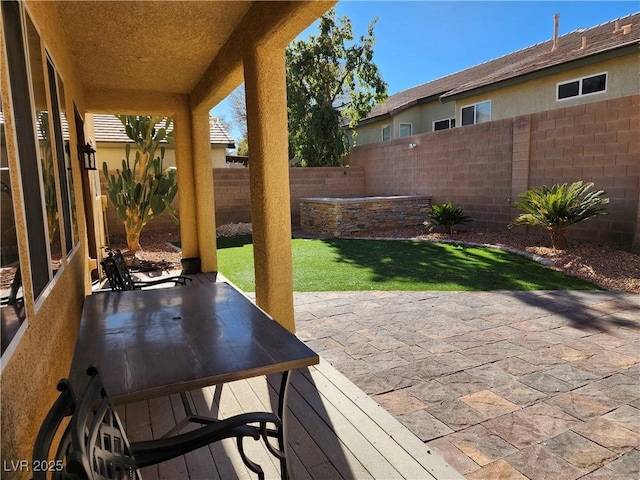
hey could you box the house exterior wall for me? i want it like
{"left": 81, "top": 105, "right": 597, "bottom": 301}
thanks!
{"left": 392, "top": 108, "right": 421, "bottom": 139}
{"left": 354, "top": 51, "right": 638, "bottom": 146}
{"left": 353, "top": 120, "right": 383, "bottom": 145}
{"left": 420, "top": 101, "right": 456, "bottom": 134}
{"left": 345, "top": 94, "right": 640, "bottom": 248}
{"left": 451, "top": 54, "right": 638, "bottom": 125}
{"left": 1, "top": 0, "right": 94, "bottom": 472}
{"left": 98, "top": 142, "right": 228, "bottom": 170}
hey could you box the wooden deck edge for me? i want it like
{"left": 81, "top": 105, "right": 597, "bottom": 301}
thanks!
{"left": 312, "top": 359, "right": 466, "bottom": 480}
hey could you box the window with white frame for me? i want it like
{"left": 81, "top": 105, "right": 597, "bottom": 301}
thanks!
{"left": 381, "top": 124, "right": 391, "bottom": 141}
{"left": 461, "top": 100, "right": 491, "bottom": 126}
{"left": 399, "top": 123, "right": 412, "bottom": 138}
{"left": 433, "top": 118, "right": 456, "bottom": 131}
{"left": 557, "top": 73, "right": 607, "bottom": 100}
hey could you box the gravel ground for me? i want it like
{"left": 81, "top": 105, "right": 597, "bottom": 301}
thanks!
{"left": 122, "top": 224, "right": 639, "bottom": 294}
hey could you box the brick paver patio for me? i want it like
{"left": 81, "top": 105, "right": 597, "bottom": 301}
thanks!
{"left": 294, "top": 290, "right": 639, "bottom": 479}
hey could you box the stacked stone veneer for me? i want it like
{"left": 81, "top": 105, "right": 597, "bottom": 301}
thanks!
{"left": 299, "top": 195, "right": 432, "bottom": 237}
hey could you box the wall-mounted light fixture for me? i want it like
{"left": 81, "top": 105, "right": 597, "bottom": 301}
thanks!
{"left": 78, "top": 141, "right": 97, "bottom": 170}
{"left": 409, "top": 143, "right": 418, "bottom": 149}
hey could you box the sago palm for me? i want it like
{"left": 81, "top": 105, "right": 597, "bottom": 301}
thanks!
{"left": 424, "top": 202, "right": 472, "bottom": 234}
{"left": 509, "top": 181, "right": 608, "bottom": 249}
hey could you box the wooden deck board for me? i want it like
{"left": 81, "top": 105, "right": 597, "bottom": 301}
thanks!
{"left": 116, "top": 358, "right": 457, "bottom": 479}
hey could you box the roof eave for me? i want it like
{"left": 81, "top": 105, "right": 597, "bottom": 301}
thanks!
{"left": 357, "top": 92, "right": 448, "bottom": 126}
{"left": 357, "top": 112, "right": 391, "bottom": 126}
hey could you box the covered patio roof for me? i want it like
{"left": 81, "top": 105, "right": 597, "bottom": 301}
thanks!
{"left": 52, "top": 0, "right": 336, "bottom": 332}
{"left": 56, "top": 1, "right": 333, "bottom": 113}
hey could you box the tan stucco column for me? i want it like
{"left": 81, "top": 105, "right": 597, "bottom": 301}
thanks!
{"left": 244, "top": 45, "right": 295, "bottom": 332}
{"left": 173, "top": 107, "right": 199, "bottom": 259}
{"left": 191, "top": 110, "right": 218, "bottom": 272}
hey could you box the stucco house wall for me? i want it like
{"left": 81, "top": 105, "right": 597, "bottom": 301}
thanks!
{"left": 355, "top": 52, "right": 637, "bottom": 146}
{"left": 450, "top": 54, "right": 638, "bottom": 125}
{"left": 1, "top": 0, "right": 94, "bottom": 470}
{"left": 420, "top": 101, "right": 457, "bottom": 135}
{"left": 98, "top": 141, "right": 229, "bottom": 170}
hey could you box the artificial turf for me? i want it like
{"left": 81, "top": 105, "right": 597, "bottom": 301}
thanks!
{"left": 215, "top": 236, "right": 598, "bottom": 292}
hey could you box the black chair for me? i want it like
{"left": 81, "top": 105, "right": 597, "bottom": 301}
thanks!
{"left": 100, "top": 250, "right": 192, "bottom": 291}
{"left": 32, "top": 366, "right": 285, "bottom": 480}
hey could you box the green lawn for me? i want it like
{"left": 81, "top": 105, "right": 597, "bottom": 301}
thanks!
{"left": 216, "top": 236, "right": 598, "bottom": 292}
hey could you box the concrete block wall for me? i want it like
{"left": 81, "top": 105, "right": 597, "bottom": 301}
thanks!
{"left": 348, "top": 119, "right": 515, "bottom": 231}
{"left": 346, "top": 94, "right": 640, "bottom": 248}
{"left": 213, "top": 166, "right": 365, "bottom": 226}
{"left": 102, "top": 166, "right": 366, "bottom": 240}
{"left": 212, "top": 169, "right": 252, "bottom": 226}
{"left": 528, "top": 96, "right": 640, "bottom": 246}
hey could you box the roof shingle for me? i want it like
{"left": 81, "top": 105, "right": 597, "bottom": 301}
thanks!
{"left": 92, "top": 114, "right": 235, "bottom": 146}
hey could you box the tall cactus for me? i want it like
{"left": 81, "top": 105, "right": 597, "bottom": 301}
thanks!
{"left": 102, "top": 116, "right": 178, "bottom": 252}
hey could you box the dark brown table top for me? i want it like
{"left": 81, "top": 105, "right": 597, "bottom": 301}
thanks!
{"left": 70, "top": 282, "right": 319, "bottom": 404}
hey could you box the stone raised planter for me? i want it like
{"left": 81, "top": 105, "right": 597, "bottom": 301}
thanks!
{"left": 299, "top": 195, "right": 432, "bottom": 237}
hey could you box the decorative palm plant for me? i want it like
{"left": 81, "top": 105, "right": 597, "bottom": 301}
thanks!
{"left": 509, "top": 181, "right": 609, "bottom": 249}
{"left": 102, "top": 116, "right": 178, "bottom": 252}
{"left": 424, "top": 202, "right": 472, "bottom": 234}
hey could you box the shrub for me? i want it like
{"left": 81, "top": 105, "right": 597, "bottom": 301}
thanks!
{"left": 508, "top": 181, "right": 609, "bottom": 249}
{"left": 424, "top": 202, "right": 472, "bottom": 234}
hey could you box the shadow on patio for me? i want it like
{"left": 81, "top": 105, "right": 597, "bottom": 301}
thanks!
{"left": 119, "top": 361, "right": 459, "bottom": 479}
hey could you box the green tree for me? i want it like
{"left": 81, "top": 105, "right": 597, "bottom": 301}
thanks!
{"left": 103, "top": 116, "right": 178, "bottom": 252}
{"left": 509, "top": 181, "right": 609, "bottom": 249}
{"left": 286, "top": 8, "right": 387, "bottom": 166}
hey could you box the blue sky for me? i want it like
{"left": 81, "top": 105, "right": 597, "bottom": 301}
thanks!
{"left": 213, "top": 1, "right": 638, "bottom": 141}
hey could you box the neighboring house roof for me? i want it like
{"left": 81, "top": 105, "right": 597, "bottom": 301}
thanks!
{"left": 361, "top": 12, "right": 639, "bottom": 124}
{"left": 92, "top": 114, "right": 235, "bottom": 147}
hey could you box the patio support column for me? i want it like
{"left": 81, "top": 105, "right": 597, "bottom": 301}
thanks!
{"left": 173, "top": 107, "right": 199, "bottom": 259}
{"left": 191, "top": 110, "right": 218, "bottom": 272}
{"left": 244, "top": 45, "right": 295, "bottom": 332}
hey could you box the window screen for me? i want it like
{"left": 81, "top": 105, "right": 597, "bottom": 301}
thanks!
{"left": 2, "top": 0, "right": 50, "bottom": 298}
